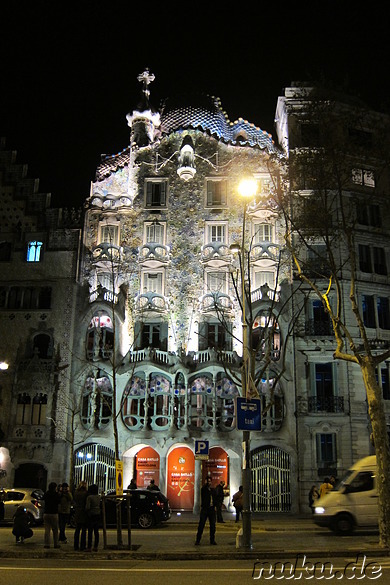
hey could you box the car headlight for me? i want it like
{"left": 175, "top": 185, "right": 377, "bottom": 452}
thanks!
{"left": 315, "top": 506, "right": 325, "bottom": 514}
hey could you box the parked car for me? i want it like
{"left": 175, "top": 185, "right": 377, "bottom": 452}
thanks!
{"left": 313, "top": 455, "right": 378, "bottom": 534}
{"left": 102, "top": 488, "right": 171, "bottom": 529}
{"left": 0, "top": 488, "right": 44, "bottom": 525}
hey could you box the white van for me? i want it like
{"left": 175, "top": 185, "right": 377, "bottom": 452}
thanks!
{"left": 313, "top": 455, "right": 378, "bottom": 534}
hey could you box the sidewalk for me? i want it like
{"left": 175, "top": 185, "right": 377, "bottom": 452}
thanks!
{"left": 0, "top": 513, "right": 388, "bottom": 560}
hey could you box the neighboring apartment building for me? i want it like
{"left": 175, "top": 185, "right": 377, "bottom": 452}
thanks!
{"left": 1, "top": 75, "right": 389, "bottom": 514}
{"left": 275, "top": 83, "right": 390, "bottom": 507}
{"left": 0, "top": 137, "right": 81, "bottom": 490}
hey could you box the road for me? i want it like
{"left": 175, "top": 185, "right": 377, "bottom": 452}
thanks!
{"left": 0, "top": 556, "right": 389, "bottom": 583}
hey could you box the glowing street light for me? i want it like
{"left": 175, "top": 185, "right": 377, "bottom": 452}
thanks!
{"left": 231, "top": 175, "right": 258, "bottom": 550}
{"left": 0, "top": 362, "right": 9, "bottom": 371}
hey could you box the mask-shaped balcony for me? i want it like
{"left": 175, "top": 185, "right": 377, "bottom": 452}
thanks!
{"left": 201, "top": 242, "right": 231, "bottom": 267}
{"left": 91, "top": 243, "right": 122, "bottom": 263}
{"left": 135, "top": 291, "right": 169, "bottom": 313}
{"left": 138, "top": 243, "right": 170, "bottom": 268}
{"left": 199, "top": 291, "right": 233, "bottom": 313}
{"left": 250, "top": 242, "right": 281, "bottom": 264}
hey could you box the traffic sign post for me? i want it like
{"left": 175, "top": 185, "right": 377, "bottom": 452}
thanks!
{"left": 236, "top": 397, "right": 261, "bottom": 431}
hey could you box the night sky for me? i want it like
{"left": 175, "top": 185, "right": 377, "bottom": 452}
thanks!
{"left": 1, "top": 2, "right": 389, "bottom": 208}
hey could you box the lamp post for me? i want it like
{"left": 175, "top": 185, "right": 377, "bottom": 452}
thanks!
{"left": 231, "top": 176, "right": 257, "bottom": 550}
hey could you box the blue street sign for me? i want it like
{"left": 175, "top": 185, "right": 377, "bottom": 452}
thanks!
{"left": 236, "top": 397, "right": 261, "bottom": 431}
{"left": 194, "top": 439, "right": 209, "bottom": 460}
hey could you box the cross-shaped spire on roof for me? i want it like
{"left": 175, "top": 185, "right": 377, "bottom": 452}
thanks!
{"left": 137, "top": 68, "right": 155, "bottom": 99}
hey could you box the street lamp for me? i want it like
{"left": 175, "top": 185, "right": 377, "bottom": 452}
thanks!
{"left": 231, "top": 175, "right": 257, "bottom": 550}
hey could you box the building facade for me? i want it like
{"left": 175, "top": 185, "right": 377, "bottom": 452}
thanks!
{"left": 1, "top": 75, "right": 389, "bottom": 514}
{"left": 0, "top": 137, "right": 81, "bottom": 490}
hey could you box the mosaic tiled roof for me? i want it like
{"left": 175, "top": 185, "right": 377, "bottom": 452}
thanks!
{"left": 95, "top": 94, "right": 279, "bottom": 180}
{"left": 160, "top": 94, "right": 278, "bottom": 154}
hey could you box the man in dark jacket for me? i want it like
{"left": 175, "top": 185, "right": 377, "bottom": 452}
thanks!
{"left": 43, "top": 482, "right": 61, "bottom": 548}
{"left": 195, "top": 477, "right": 217, "bottom": 546}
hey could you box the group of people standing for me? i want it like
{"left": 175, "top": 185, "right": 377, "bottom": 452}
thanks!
{"left": 71, "top": 481, "right": 101, "bottom": 551}
{"left": 11, "top": 481, "right": 101, "bottom": 551}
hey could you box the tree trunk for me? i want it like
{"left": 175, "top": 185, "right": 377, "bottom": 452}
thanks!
{"left": 362, "top": 360, "right": 390, "bottom": 548}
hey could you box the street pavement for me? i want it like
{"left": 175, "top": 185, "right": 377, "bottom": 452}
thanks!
{"left": 0, "top": 511, "right": 388, "bottom": 560}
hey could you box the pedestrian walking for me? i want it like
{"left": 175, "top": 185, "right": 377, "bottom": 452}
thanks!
{"left": 128, "top": 478, "right": 137, "bottom": 489}
{"left": 58, "top": 482, "right": 72, "bottom": 543}
{"left": 232, "top": 486, "right": 243, "bottom": 523}
{"left": 308, "top": 484, "right": 320, "bottom": 513}
{"left": 12, "top": 506, "right": 33, "bottom": 544}
{"left": 195, "top": 477, "right": 217, "bottom": 546}
{"left": 85, "top": 484, "right": 101, "bottom": 552}
{"left": 73, "top": 480, "right": 88, "bottom": 551}
{"left": 43, "top": 482, "right": 61, "bottom": 548}
{"left": 147, "top": 479, "right": 160, "bottom": 491}
{"left": 215, "top": 480, "right": 226, "bottom": 523}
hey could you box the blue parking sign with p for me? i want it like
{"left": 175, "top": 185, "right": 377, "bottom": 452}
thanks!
{"left": 195, "top": 440, "right": 209, "bottom": 460}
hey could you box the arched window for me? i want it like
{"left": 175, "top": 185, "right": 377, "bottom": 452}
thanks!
{"left": 81, "top": 372, "right": 113, "bottom": 429}
{"left": 122, "top": 376, "right": 146, "bottom": 430}
{"left": 173, "top": 372, "right": 186, "bottom": 429}
{"left": 33, "top": 333, "right": 53, "bottom": 358}
{"left": 215, "top": 376, "right": 239, "bottom": 429}
{"left": 27, "top": 241, "right": 43, "bottom": 262}
{"left": 189, "top": 376, "right": 213, "bottom": 429}
{"left": 148, "top": 374, "right": 171, "bottom": 430}
{"left": 252, "top": 312, "right": 281, "bottom": 361}
{"left": 86, "top": 312, "right": 114, "bottom": 361}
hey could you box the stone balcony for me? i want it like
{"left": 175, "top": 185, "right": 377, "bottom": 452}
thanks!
{"left": 201, "top": 241, "right": 231, "bottom": 267}
{"left": 138, "top": 242, "right": 170, "bottom": 267}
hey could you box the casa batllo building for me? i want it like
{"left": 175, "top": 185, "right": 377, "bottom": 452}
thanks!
{"left": 73, "top": 70, "right": 295, "bottom": 513}
{"left": 1, "top": 73, "right": 389, "bottom": 514}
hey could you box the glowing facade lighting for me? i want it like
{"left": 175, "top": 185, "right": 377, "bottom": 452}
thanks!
{"left": 238, "top": 177, "right": 257, "bottom": 199}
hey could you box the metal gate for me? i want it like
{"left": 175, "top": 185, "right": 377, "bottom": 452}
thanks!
{"left": 251, "top": 446, "right": 291, "bottom": 512}
{"left": 74, "top": 443, "right": 116, "bottom": 492}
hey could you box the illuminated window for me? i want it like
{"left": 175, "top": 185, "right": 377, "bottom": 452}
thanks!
{"left": 27, "top": 241, "right": 43, "bottom": 262}
{"left": 145, "top": 222, "right": 165, "bottom": 244}
{"left": 206, "top": 223, "right": 227, "bottom": 243}
{"left": 143, "top": 271, "right": 163, "bottom": 294}
{"left": 254, "top": 223, "right": 273, "bottom": 243}
{"left": 99, "top": 224, "right": 119, "bottom": 245}
{"left": 352, "top": 168, "right": 375, "bottom": 188}
{"left": 206, "top": 271, "right": 227, "bottom": 294}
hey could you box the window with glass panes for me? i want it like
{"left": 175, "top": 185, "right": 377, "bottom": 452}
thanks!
{"left": 143, "top": 272, "right": 163, "bottom": 294}
{"left": 206, "top": 180, "right": 227, "bottom": 206}
{"left": 206, "top": 271, "right": 227, "bottom": 293}
{"left": 207, "top": 223, "right": 226, "bottom": 243}
{"left": 145, "top": 222, "right": 165, "bottom": 244}
{"left": 100, "top": 225, "right": 119, "bottom": 245}
{"left": 254, "top": 223, "right": 273, "bottom": 243}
